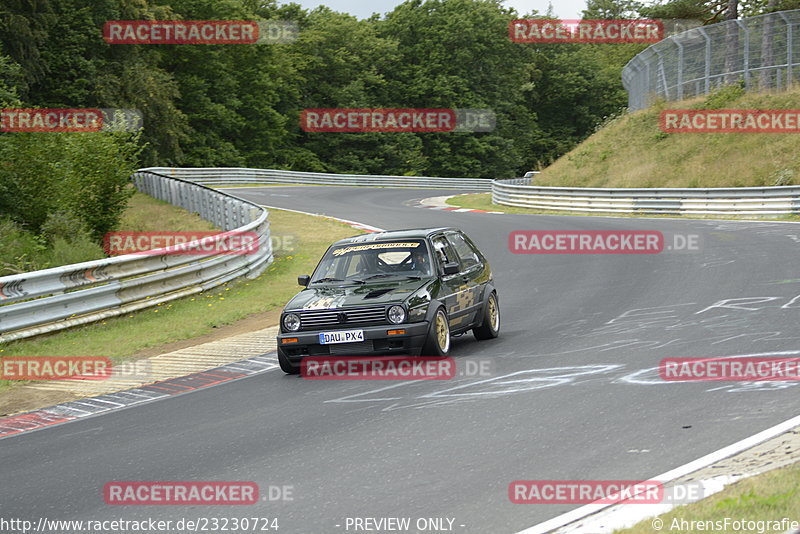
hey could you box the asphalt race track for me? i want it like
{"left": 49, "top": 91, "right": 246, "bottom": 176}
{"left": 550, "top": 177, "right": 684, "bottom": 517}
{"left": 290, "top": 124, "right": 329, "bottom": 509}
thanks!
{"left": 2, "top": 185, "right": 800, "bottom": 533}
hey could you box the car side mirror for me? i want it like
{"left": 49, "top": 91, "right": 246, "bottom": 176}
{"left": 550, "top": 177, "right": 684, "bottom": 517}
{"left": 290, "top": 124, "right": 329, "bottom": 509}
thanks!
{"left": 443, "top": 262, "right": 460, "bottom": 276}
{"left": 298, "top": 275, "right": 311, "bottom": 287}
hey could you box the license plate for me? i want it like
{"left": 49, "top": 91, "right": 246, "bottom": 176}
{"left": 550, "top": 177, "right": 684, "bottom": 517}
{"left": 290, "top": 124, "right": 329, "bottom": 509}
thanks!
{"left": 319, "top": 329, "right": 365, "bottom": 345}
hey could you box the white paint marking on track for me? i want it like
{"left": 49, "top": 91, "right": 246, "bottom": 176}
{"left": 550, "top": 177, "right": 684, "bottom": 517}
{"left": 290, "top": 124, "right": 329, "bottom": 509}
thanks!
{"left": 555, "top": 475, "right": 742, "bottom": 533}
{"left": 515, "top": 412, "right": 800, "bottom": 534}
{"left": 259, "top": 204, "right": 386, "bottom": 233}
{"left": 620, "top": 349, "right": 800, "bottom": 386}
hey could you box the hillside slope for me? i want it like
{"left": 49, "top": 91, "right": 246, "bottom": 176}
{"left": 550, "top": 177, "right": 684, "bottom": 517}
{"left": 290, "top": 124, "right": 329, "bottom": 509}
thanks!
{"left": 534, "top": 85, "right": 800, "bottom": 188}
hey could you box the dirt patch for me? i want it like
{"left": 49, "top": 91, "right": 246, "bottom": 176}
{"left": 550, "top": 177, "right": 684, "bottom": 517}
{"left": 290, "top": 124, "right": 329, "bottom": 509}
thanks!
{"left": 0, "top": 389, "right": 86, "bottom": 418}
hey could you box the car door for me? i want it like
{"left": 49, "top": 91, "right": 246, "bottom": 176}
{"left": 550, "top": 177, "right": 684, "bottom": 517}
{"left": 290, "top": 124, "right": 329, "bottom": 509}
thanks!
{"left": 429, "top": 234, "right": 463, "bottom": 324}
{"left": 444, "top": 231, "right": 484, "bottom": 330}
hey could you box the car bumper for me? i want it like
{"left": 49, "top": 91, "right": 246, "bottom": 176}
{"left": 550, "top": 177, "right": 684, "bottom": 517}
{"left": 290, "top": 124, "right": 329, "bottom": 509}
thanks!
{"left": 277, "top": 322, "right": 429, "bottom": 364}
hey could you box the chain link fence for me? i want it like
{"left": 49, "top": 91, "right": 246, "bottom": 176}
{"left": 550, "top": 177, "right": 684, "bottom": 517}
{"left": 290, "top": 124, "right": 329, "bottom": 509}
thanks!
{"left": 623, "top": 10, "right": 800, "bottom": 110}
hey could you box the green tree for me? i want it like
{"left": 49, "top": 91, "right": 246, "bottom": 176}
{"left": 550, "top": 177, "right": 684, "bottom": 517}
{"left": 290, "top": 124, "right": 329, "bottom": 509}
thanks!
{"left": 582, "top": 0, "right": 644, "bottom": 18}
{"left": 0, "top": 48, "right": 24, "bottom": 106}
{"left": 378, "top": 0, "right": 544, "bottom": 178}
{"left": 287, "top": 8, "right": 430, "bottom": 175}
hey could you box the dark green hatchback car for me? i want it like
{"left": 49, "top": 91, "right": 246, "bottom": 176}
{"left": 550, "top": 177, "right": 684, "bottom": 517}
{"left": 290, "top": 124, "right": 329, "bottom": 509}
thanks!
{"left": 276, "top": 227, "right": 500, "bottom": 374}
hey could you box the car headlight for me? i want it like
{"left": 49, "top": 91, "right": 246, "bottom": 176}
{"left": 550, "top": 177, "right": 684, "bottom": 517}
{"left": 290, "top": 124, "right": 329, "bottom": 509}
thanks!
{"left": 283, "top": 313, "right": 301, "bottom": 332}
{"left": 387, "top": 305, "right": 406, "bottom": 324}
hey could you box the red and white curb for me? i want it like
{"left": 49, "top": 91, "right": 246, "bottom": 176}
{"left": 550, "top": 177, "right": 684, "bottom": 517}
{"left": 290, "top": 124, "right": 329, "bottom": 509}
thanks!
{"left": 0, "top": 355, "right": 278, "bottom": 441}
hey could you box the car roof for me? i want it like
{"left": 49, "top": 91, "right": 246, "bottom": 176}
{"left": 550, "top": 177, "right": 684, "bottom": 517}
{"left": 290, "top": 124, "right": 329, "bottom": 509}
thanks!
{"left": 333, "top": 227, "right": 457, "bottom": 246}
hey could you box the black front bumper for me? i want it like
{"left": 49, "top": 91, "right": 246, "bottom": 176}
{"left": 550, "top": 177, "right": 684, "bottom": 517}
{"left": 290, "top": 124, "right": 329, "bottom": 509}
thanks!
{"left": 277, "top": 322, "right": 429, "bottom": 365}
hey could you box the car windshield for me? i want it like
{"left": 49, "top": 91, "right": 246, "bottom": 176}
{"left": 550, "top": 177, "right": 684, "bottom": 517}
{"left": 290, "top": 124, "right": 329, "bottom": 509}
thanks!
{"left": 311, "top": 239, "right": 433, "bottom": 283}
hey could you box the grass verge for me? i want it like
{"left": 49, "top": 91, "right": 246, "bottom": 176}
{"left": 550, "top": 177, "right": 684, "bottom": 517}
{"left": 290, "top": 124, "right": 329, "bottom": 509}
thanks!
{"left": 119, "top": 190, "right": 218, "bottom": 232}
{"left": 0, "top": 208, "right": 363, "bottom": 393}
{"left": 616, "top": 462, "right": 800, "bottom": 533}
{"left": 535, "top": 85, "right": 800, "bottom": 189}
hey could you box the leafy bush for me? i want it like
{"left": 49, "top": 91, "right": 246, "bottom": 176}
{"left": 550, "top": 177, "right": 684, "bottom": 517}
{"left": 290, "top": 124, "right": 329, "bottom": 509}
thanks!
{"left": 701, "top": 83, "right": 746, "bottom": 109}
{"left": 0, "top": 131, "right": 139, "bottom": 241}
{"left": 0, "top": 216, "right": 105, "bottom": 277}
{"left": 0, "top": 218, "right": 47, "bottom": 275}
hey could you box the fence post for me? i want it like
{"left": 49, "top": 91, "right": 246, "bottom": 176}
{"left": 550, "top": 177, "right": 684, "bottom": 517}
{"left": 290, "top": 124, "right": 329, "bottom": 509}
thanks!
{"left": 655, "top": 48, "right": 669, "bottom": 99}
{"left": 779, "top": 12, "right": 793, "bottom": 87}
{"left": 700, "top": 28, "right": 711, "bottom": 95}
{"left": 675, "top": 38, "right": 684, "bottom": 100}
{"left": 736, "top": 20, "right": 750, "bottom": 89}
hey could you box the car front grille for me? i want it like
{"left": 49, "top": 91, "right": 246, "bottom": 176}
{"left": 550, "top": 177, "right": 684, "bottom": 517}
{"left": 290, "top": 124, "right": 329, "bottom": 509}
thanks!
{"left": 328, "top": 341, "right": 376, "bottom": 354}
{"left": 298, "top": 306, "right": 387, "bottom": 330}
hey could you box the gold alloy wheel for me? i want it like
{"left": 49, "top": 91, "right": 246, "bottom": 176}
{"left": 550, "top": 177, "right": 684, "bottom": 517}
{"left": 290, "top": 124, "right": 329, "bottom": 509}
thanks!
{"left": 488, "top": 295, "right": 499, "bottom": 332}
{"left": 436, "top": 310, "right": 450, "bottom": 353}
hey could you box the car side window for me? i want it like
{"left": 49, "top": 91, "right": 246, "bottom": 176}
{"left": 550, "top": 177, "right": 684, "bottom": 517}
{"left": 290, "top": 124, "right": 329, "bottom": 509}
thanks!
{"left": 462, "top": 234, "right": 486, "bottom": 263}
{"left": 431, "top": 236, "right": 457, "bottom": 273}
{"left": 446, "top": 233, "right": 479, "bottom": 270}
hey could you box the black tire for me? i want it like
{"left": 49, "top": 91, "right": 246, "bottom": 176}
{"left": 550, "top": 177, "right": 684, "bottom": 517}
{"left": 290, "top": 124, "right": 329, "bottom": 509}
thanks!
{"left": 473, "top": 292, "right": 500, "bottom": 340}
{"left": 278, "top": 349, "right": 300, "bottom": 374}
{"left": 422, "top": 307, "right": 451, "bottom": 356}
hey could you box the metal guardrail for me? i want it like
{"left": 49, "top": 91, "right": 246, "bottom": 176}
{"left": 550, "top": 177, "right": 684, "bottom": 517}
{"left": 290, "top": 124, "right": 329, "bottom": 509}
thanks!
{"left": 623, "top": 10, "right": 800, "bottom": 110}
{"left": 492, "top": 175, "right": 800, "bottom": 215}
{"left": 0, "top": 171, "right": 272, "bottom": 342}
{"left": 142, "top": 167, "right": 493, "bottom": 191}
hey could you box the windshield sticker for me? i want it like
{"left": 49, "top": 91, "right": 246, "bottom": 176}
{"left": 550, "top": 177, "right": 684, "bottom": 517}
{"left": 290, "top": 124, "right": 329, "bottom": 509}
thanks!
{"left": 332, "top": 242, "right": 421, "bottom": 256}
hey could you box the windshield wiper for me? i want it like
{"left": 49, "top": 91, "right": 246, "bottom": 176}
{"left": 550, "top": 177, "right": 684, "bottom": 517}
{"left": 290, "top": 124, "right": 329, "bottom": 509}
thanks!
{"left": 313, "top": 277, "right": 365, "bottom": 284}
{"left": 363, "top": 274, "right": 421, "bottom": 281}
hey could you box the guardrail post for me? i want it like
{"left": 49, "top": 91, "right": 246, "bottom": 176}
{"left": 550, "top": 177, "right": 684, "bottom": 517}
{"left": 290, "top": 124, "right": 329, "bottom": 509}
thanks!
{"left": 224, "top": 197, "right": 231, "bottom": 230}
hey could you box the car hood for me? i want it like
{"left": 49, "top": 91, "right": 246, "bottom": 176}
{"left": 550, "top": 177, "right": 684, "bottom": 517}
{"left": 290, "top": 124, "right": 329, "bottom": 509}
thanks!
{"left": 285, "top": 278, "right": 432, "bottom": 310}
